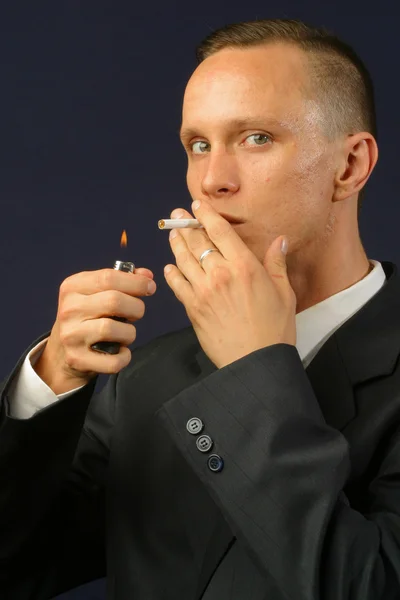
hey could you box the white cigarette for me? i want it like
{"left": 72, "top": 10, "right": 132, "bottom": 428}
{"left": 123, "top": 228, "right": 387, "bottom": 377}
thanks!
{"left": 158, "top": 219, "right": 203, "bottom": 229}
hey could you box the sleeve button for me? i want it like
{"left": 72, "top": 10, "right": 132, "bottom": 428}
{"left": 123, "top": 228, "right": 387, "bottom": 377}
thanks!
{"left": 186, "top": 417, "right": 204, "bottom": 435}
{"left": 207, "top": 454, "right": 224, "bottom": 473}
{"left": 196, "top": 435, "right": 213, "bottom": 453}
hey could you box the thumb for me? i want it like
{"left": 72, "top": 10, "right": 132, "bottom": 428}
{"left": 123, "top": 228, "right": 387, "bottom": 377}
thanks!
{"left": 262, "top": 235, "right": 289, "bottom": 275}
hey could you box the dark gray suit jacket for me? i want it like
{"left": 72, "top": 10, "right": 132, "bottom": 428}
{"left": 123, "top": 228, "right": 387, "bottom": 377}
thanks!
{"left": 1, "top": 261, "right": 400, "bottom": 600}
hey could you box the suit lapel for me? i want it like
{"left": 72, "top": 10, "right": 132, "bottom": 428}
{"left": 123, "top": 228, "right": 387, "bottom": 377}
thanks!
{"left": 306, "top": 261, "right": 400, "bottom": 429}
{"left": 305, "top": 334, "right": 356, "bottom": 430}
{"left": 334, "top": 261, "right": 400, "bottom": 386}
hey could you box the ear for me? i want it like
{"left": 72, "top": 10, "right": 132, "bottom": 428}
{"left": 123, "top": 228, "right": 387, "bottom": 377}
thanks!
{"left": 333, "top": 132, "right": 378, "bottom": 202}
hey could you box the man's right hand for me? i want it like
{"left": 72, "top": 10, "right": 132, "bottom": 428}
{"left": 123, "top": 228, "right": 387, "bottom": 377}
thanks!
{"left": 34, "top": 267, "right": 156, "bottom": 395}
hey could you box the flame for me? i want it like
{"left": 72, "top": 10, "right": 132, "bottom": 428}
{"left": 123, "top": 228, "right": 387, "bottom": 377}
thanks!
{"left": 120, "top": 230, "right": 128, "bottom": 247}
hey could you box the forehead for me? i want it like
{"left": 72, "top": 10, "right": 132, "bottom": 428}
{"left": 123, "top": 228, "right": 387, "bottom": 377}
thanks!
{"left": 182, "top": 44, "right": 311, "bottom": 126}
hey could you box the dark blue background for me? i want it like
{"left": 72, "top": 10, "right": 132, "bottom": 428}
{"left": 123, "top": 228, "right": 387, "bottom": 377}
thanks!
{"left": 1, "top": 3, "right": 399, "bottom": 382}
{"left": 0, "top": 2, "right": 398, "bottom": 596}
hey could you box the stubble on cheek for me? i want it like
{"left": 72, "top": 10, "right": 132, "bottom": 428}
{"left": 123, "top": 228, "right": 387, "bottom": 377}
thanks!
{"left": 292, "top": 134, "right": 334, "bottom": 203}
{"left": 259, "top": 141, "right": 335, "bottom": 254}
{"left": 294, "top": 148, "right": 338, "bottom": 254}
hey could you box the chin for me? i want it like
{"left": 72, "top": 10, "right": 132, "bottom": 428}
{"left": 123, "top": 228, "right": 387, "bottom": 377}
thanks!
{"left": 242, "top": 240, "right": 264, "bottom": 261}
{"left": 239, "top": 229, "right": 268, "bottom": 256}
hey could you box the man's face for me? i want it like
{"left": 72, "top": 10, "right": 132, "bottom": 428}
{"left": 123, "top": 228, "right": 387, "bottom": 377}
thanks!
{"left": 180, "top": 43, "right": 341, "bottom": 262}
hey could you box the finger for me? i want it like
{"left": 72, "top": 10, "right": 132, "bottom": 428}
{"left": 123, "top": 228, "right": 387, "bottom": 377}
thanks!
{"left": 89, "top": 290, "right": 146, "bottom": 323}
{"left": 134, "top": 267, "right": 154, "bottom": 279}
{"left": 86, "top": 317, "right": 138, "bottom": 348}
{"left": 61, "top": 269, "right": 156, "bottom": 297}
{"left": 169, "top": 229, "right": 206, "bottom": 286}
{"left": 164, "top": 263, "right": 196, "bottom": 305}
{"left": 263, "top": 236, "right": 294, "bottom": 301}
{"left": 191, "top": 199, "right": 250, "bottom": 262}
{"left": 76, "top": 344, "right": 132, "bottom": 376}
{"left": 62, "top": 290, "right": 146, "bottom": 325}
{"left": 170, "top": 208, "right": 193, "bottom": 219}
{"left": 170, "top": 208, "right": 223, "bottom": 271}
{"left": 63, "top": 318, "right": 136, "bottom": 375}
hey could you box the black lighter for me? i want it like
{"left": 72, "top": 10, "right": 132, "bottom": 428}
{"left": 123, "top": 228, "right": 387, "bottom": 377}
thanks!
{"left": 90, "top": 260, "right": 135, "bottom": 355}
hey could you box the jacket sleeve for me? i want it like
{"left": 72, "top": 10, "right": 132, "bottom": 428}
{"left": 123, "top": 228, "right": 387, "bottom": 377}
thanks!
{"left": 157, "top": 343, "right": 400, "bottom": 600}
{"left": 0, "top": 332, "right": 118, "bottom": 600}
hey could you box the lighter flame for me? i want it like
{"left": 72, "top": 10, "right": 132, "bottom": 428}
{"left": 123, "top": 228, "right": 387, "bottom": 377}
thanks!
{"left": 120, "top": 230, "right": 128, "bottom": 247}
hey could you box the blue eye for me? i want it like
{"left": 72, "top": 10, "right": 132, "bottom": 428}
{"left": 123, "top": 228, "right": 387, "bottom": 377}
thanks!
{"left": 245, "top": 134, "right": 271, "bottom": 146}
{"left": 191, "top": 141, "right": 210, "bottom": 154}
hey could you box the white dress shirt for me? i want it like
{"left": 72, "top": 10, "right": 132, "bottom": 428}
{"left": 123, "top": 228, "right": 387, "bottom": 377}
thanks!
{"left": 8, "top": 260, "right": 387, "bottom": 420}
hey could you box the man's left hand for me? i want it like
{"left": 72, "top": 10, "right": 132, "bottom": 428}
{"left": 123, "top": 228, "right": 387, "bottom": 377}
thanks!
{"left": 164, "top": 200, "right": 297, "bottom": 369}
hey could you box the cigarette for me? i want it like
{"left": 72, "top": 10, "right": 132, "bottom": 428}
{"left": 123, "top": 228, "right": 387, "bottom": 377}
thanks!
{"left": 158, "top": 219, "right": 203, "bottom": 229}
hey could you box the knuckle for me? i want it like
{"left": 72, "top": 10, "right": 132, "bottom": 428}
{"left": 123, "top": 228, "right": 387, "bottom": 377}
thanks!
{"left": 99, "top": 268, "right": 115, "bottom": 289}
{"left": 127, "top": 324, "right": 137, "bottom": 344}
{"left": 140, "top": 277, "right": 151, "bottom": 295}
{"left": 107, "top": 357, "right": 121, "bottom": 374}
{"left": 176, "top": 250, "right": 189, "bottom": 267}
{"left": 124, "top": 347, "right": 132, "bottom": 362}
{"left": 59, "top": 276, "right": 78, "bottom": 302}
{"left": 120, "top": 347, "right": 132, "bottom": 369}
{"left": 59, "top": 277, "right": 71, "bottom": 297}
{"left": 64, "top": 349, "right": 81, "bottom": 370}
{"left": 236, "top": 256, "right": 252, "bottom": 272}
{"left": 59, "top": 326, "right": 72, "bottom": 346}
{"left": 105, "top": 291, "right": 120, "bottom": 315}
{"left": 109, "top": 349, "right": 131, "bottom": 373}
{"left": 134, "top": 299, "right": 145, "bottom": 320}
{"left": 57, "top": 305, "right": 70, "bottom": 324}
{"left": 99, "top": 317, "right": 113, "bottom": 338}
{"left": 60, "top": 322, "right": 82, "bottom": 348}
{"left": 188, "top": 301, "right": 201, "bottom": 320}
{"left": 210, "top": 265, "right": 231, "bottom": 288}
{"left": 58, "top": 295, "right": 79, "bottom": 322}
{"left": 236, "top": 260, "right": 255, "bottom": 283}
{"left": 198, "top": 285, "right": 212, "bottom": 304}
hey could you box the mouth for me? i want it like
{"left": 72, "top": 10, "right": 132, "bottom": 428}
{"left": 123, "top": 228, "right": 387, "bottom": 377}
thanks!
{"left": 218, "top": 213, "right": 245, "bottom": 224}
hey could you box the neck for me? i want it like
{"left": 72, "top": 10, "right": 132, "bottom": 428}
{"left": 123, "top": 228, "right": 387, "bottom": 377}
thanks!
{"left": 287, "top": 205, "right": 371, "bottom": 314}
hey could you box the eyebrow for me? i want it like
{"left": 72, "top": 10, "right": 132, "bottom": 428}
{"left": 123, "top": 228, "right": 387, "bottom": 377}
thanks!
{"left": 179, "top": 116, "right": 285, "bottom": 141}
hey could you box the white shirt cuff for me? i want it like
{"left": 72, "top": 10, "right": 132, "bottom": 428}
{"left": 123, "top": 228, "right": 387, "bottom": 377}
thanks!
{"left": 8, "top": 337, "right": 86, "bottom": 420}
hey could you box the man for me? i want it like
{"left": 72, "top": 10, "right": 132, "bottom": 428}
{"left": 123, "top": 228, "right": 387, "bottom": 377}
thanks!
{"left": 0, "top": 17, "right": 398, "bottom": 600}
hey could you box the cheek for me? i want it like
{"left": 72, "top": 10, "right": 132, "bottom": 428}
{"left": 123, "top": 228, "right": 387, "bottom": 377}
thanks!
{"left": 294, "top": 142, "right": 335, "bottom": 186}
{"left": 248, "top": 152, "right": 332, "bottom": 228}
{"left": 186, "top": 158, "right": 210, "bottom": 192}
{"left": 186, "top": 166, "right": 200, "bottom": 196}
{"left": 279, "top": 146, "right": 334, "bottom": 207}
{"left": 298, "top": 160, "right": 335, "bottom": 217}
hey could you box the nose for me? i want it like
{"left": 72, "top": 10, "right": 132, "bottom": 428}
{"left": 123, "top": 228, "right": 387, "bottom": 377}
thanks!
{"left": 201, "top": 151, "right": 240, "bottom": 199}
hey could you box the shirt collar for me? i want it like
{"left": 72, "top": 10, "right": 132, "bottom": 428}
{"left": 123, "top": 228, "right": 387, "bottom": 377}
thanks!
{"left": 296, "top": 260, "right": 387, "bottom": 368}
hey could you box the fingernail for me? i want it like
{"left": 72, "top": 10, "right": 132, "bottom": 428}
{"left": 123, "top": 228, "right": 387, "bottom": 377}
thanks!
{"left": 192, "top": 200, "right": 201, "bottom": 211}
{"left": 171, "top": 209, "right": 184, "bottom": 218}
{"left": 147, "top": 280, "right": 156, "bottom": 294}
{"left": 281, "top": 237, "right": 288, "bottom": 255}
{"left": 169, "top": 229, "right": 177, "bottom": 239}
